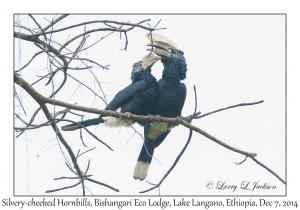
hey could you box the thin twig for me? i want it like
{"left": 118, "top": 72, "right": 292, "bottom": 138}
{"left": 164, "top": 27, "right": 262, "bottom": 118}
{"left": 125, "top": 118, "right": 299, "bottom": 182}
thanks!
{"left": 59, "top": 119, "right": 113, "bottom": 151}
{"left": 29, "top": 19, "right": 162, "bottom": 37}
{"left": 86, "top": 178, "right": 119, "bottom": 192}
{"left": 193, "top": 85, "right": 197, "bottom": 114}
{"left": 62, "top": 56, "right": 109, "bottom": 70}
{"left": 15, "top": 51, "right": 44, "bottom": 72}
{"left": 65, "top": 162, "right": 76, "bottom": 174}
{"left": 146, "top": 181, "right": 160, "bottom": 196}
{"left": 54, "top": 175, "right": 92, "bottom": 180}
{"left": 15, "top": 114, "right": 37, "bottom": 126}
{"left": 14, "top": 87, "right": 27, "bottom": 116}
{"left": 77, "top": 147, "right": 96, "bottom": 158}
{"left": 15, "top": 108, "right": 70, "bottom": 130}
{"left": 84, "top": 160, "right": 90, "bottom": 175}
{"left": 78, "top": 116, "right": 87, "bottom": 147}
{"left": 45, "top": 180, "right": 82, "bottom": 193}
{"left": 88, "top": 68, "right": 107, "bottom": 102}
{"left": 42, "top": 14, "right": 69, "bottom": 32}
{"left": 235, "top": 156, "right": 248, "bottom": 165}
{"left": 58, "top": 19, "right": 164, "bottom": 53}
{"left": 29, "top": 14, "right": 47, "bottom": 41}
{"left": 120, "top": 32, "right": 128, "bottom": 51}
{"left": 14, "top": 31, "right": 68, "bottom": 71}
{"left": 197, "top": 100, "right": 264, "bottom": 119}
{"left": 16, "top": 107, "right": 42, "bottom": 138}
{"left": 251, "top": 157, "right": 286, "bottom": 184}
{"left": 14, "top": 22, "right": 35, "bottom": 34}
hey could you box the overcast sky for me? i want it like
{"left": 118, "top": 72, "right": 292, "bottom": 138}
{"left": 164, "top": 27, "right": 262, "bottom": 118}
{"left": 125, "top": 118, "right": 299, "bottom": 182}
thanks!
{"left": 14, "top": 14, "right": 286, "bottom": 196}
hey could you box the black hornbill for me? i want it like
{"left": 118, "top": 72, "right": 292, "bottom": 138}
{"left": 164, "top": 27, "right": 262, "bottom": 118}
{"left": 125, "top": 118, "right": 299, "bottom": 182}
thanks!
{"left": 133, "top": 33, "right": 187, "bottom": 180}
{"left": 61, "top": 54, "right": 160, "bottom": 131}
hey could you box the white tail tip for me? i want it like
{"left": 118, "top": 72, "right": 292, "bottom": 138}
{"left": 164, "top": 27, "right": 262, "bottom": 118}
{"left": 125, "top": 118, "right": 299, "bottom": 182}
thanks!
{"left": 133, "top": 161, "right": 150, "bottom": 181}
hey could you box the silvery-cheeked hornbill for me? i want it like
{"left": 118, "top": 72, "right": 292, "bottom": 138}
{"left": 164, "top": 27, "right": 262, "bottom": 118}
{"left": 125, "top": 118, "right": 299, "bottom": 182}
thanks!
{"left": 133, "top": 33, "right": 188, "bottom": 180}
{"left": 61, "top": 54, "right": 160, "bottom": 131}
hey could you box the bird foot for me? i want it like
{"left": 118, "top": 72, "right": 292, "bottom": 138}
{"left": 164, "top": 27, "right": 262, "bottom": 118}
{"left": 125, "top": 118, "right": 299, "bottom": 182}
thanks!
{"left": 147, "top": 114, "right": 154, "bottom": 125}
{"left": 176, "top": 116, "right": 184, "bottom": 125}
{"left": 125, "top": 112, "right": 132, "bottom": 119}
{"left": 148, "top": 114, "right": 155, "bottom": 121}
{"left": 155, "top": 115, "right": 162, "bottom": 123}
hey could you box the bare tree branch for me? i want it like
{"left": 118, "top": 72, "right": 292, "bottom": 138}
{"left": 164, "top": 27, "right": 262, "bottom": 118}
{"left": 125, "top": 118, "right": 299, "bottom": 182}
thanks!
{"left": 62, "top": 56, "right": 109, "bottom": 70}
{"left": 29, "top": 14, "right": 47, "bottom": 41}
{"left": 58, "top": 119, "right": 113, "bottom": 151}
{"left": 16, "top": 70, "right": 117, "bottom": 195}
{"left": 42, "top": 14, "right": 69, "bottom": 33}
{"left": 14, "top": 32, "right": 68, "bottom": 71}
{"left": 54, "top": 175, "right": 93, "bottom": 180}
{"left": 251, "top": 156, "right": 286, "bottom": 184}
{"left": 45, "top": 180, "right": 82, "bottom": 193}
{"left": 15, "top": 51, "right": 44, "bottom": 72}
{"left": 14, "top": 87, "right": 27, "bottom": 116}
{"left": 86, "top": 178, "right": 119, "bottom": 192}
{"left": 36, "top": 102, "right": 85, "bottom": 194}
{"left": 15, "top": 113, "right": 35, "bottom": 126}
{"left": 29, "top": 19, "right": 164, "bottom": 38}
{"left": 18, "top": 74, "right": 285, "bottom": 185}
{"left": 14, "top": 22, "right": 35, "bottom": 34}
{"left": 77, "top": 147, "right": 96, "bottom": 158}
{"left": 197, "top": 100, "right": 264, "bottom": 119}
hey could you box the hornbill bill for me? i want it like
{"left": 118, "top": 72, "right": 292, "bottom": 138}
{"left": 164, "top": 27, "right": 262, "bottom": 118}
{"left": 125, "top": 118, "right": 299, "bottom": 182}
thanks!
{"left": 133, "top": 33, "right": 187, "bottom": 180}
{"left": 61, "top": 54, "right": 160, "bottom": 131}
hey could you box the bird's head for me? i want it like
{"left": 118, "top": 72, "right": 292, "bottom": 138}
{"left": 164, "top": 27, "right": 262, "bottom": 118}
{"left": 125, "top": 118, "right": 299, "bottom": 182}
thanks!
{"left": 131, "top": 54, "right": 161, "bottom": 82}
{"left": 145, "top": 33, "right": 187, "bottom": 80}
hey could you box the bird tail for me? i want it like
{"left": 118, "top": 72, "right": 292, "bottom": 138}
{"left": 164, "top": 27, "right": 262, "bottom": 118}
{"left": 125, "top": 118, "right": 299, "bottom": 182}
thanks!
{"left": 133, "top": 138, "right": 155, "bottom": 181}
{"left": 61, "top": 117, "right": 104, "bottom": 131}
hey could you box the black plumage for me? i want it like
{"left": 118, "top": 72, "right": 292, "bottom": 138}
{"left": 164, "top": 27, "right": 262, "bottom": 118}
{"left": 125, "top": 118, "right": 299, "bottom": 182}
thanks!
{"left": 134, "top": 34, "right": 187, "bottom": 180}
{"left": 61, "top": 54, "right": 160, "bottom": 131}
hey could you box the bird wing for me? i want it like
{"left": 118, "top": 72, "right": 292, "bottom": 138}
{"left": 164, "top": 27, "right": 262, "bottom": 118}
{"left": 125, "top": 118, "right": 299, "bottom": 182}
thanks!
{"left": 178, "top": 83, "right": 187, "bottom": 115}
{"left": 105, "top": 80, "right": 147, "bottom": 111}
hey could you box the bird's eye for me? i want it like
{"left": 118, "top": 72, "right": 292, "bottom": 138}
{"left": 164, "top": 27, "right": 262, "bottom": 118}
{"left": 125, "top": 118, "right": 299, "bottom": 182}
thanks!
{"left": 139, "top": 63, "right": 143, "bottom": 67}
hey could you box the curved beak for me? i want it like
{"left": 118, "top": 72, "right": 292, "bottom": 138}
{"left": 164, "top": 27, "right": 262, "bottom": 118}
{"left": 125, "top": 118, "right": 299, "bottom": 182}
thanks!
{"left": 141, "top": 53, "right": 161, "bottom": 69}
{"left": 145, "top": 33, "right": 180, "bottom": 57}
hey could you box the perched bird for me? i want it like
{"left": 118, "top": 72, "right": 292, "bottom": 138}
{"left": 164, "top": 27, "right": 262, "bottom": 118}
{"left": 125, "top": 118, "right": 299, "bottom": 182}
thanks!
{"left": 61, "top": 54, "right": 160, "bottom": 131}
{"left": 134, "top": 33, "right": 187, "bottom": 180}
